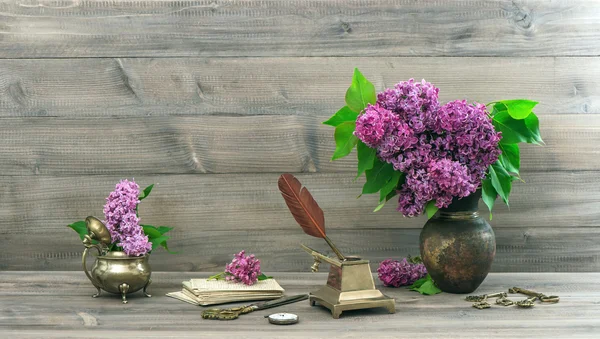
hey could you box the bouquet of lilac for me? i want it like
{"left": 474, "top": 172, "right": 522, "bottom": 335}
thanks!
{"left": 325, "top": 69, "right": 543, "bottom": 218}
{"left": 209, "top": 250, "right": 272, "bottom": 286}
{"left": 68, "top": 179, "right": 175, "bottom": 256}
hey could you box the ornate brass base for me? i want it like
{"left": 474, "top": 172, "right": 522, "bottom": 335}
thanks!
{"left": 309, "top": 285, "right": 396, "bottom": 319}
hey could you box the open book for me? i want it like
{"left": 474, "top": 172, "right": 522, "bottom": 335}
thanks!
{"left": 167, "top": 278, "right": 285, "bottom": 306}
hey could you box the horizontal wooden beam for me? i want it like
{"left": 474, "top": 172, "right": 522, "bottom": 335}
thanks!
{"left": 0, "top": 171, "right": 597, "bottom": 243}
{"left": 0, "top": 57, "right": 598, "bottom": 117}
{"left": 0, "top": 114, "right": 597, "bottom": 175}
{"left": 0, "top": 1, "right": 599, "bottom": 57}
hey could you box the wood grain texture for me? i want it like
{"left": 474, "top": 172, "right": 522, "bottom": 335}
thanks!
{"left": 1, "top": 0, "right": 600, "bottom": 57}
{"left": 1, "top": 272, "right": 599, "bottom": 338}
{"left": 0, "top": 114, "right": 598, "bottom": 175}
{"left": 1, "top": 57, "right": 599, "bottom": 117}
{"left": 1, "top": 173, "right": 599, "bottom": 271}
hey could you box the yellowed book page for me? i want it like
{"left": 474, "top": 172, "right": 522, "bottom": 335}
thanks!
{"left": 189, "top": 279, "right": 285, "bottom": 293}
{"left": 166, "top": 291, "right": 199, "bottom": 306}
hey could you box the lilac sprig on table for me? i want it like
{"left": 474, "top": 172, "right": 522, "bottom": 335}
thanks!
{"left": 209, "top": 250, "right": 272, "bottom": 286}
{"left": 324, "top": 68, "right": 543, "bottom": 219}
{"left": 68, "top": 179, "right": 175, "bottom": 256}
{"left": 377, "top": 257, "right": 427, "bottom": 287}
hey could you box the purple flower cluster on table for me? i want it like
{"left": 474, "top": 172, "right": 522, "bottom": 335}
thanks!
{"left": 225, "top": 250, "right": 262, "bottom": 285}
{"left": 377, "top": 258, "right": 427, "bottom": 287}
{"left": 354, "top": 79, "right": 501, "bottom": 216}
{"left": 103, "top": 179, "right": 152, "bottom": 256}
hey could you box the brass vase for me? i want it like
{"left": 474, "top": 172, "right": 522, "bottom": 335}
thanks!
{"left": 82, "top": 217, "right": 152, "bottom": 304}
{"left": 419, "top": 190, "right": 495, "bottom": 294}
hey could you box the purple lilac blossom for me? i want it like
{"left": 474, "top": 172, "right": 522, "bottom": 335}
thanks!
{"left": 225, "top": 250, "right": 262, "bottom": 285}
{"left": 103, "top": 179, "right": 152, "bottom": 256}
{"left": 377, "top": 258, "right": 427, "bottom": 287}
{"left": 354, "top": 79, "right": 501, "bottom": 217}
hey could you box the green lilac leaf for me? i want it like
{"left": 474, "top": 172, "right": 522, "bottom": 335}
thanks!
{"left": 142, "top": 225, "right": 162, "bottom": 239}
{"left": 481, "top": 178, "right": 497, "bottom": 220}
{"left": 257, "top": 273, "right": 273, "bottom": 281}
{"left": 524, "top": 112, "right": 544, "bottom": 145}
{"left": 489, "top": 161, "right": 512, "bottom": 205}
{"left": 156, "top": 226, "right": 174, "bottom": 235}
{"left": 493, "top": 110, "right": 539, "bottom": 145}
{"left": 323, "top": 106, "right": 359, "bottom": 127}
{"left": 409, "top": 276, "right": 428, "bottom": 289}
{"left": 345, "top": 68, "right": 376, "bottom": 113}
{"left": 159, "top": 240, "right": 178, "bottom": 254}
{"left": 139, "top": 184, "right": 155, "bottom": 201}
{"left": 374, "top": 189, "right": 398, "bottom": 212}
{"left": 498, "top": 99, "right": 538, "bottom": 120}
{"left": 425, "top": 200, "right": 439, "bottom": 219}
{"left": 379, "top": 171, "right": 403, "bottom": 201}
{"left": 356, "top": 141, "right": 377, "bottom": 179}
{"left": 362, "top": 159, "right": 395, "bottom": 194}
{"left": 148, "top": 235, "right": 169, "bottom": 249}
{"left": 499, "top": 143, "right": 520, "bottom": 175}
{"left": 68, "top": 220, "right": 89, "bottom": 241}
{"left": 411, "top": 280, "right": 442, "bottom": 295}
{"left": 332, "top": 121, "right": 358, "bottom": 160}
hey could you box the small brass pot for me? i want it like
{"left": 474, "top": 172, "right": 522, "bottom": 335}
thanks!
{"left": 82, "top": 217, "right": 152, "bottom": 303}
{"left": 419, "top": 190, "right": 496, "bottom": 294}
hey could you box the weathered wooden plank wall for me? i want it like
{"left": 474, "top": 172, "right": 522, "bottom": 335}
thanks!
{"left": 0, "top": 0, "right": 599, "bottom": 272}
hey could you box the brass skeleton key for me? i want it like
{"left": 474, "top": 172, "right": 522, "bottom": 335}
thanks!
{"left": 515, "top": 296, "right": 537, "bottom": 308}
{"left": 466, "top": 292, "right": 506, "bottom": 309}
{"left": 465, "top": 291, "right": 506, "bottom": 302}
{"left": 509, "top": 287, "right": 560, "bottom": 303}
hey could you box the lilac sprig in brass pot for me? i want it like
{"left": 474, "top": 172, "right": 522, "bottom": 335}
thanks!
{"left": 82, "top": 216, "right": 152, "bottom": 304}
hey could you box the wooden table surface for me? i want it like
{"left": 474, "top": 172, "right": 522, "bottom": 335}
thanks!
{"left": 1, "top": 272, "right": 599, "bottom": 338}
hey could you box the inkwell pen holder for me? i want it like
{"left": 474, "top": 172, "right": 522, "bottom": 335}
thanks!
{"left": 277, "top": 173, "right": 395, "bottom": 319}
{"left": 301, "top": 244, "right": 395, "bottom": 318}
{"left": 81, "top": 216, "right": 152, "bottom": 304}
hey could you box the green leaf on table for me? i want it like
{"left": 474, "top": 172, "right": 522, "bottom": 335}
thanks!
{"left": 499, "top": 143, "right": 520, "bottom": 175}
{"left": 409, "top": 274, "right": 442, "bottom": 295}
{"left": 425, "top": 200, "right": 439, "bottom": 219}
{"left": 67, "top": 220, "right": 89, "bottom": 241}
{"left": 488, "top": 161, "right": 512, "bottom": 205}
{"left": 139, "top": 184, "right": 155, "bottom": 201}
{"left": 481, "top": 178, "right": 497, "bottom": 220}
{"left": 332, "top": 121, "right": 358, "bottom": 160}
{"left": 356, "top": 141, "right": 377, "bottom": 179}
{"left": 362, "top": 159, "right": 395, "bottom": 195}
{"left": 257, "top": 273, "right": 273, "bottom": 281}
{"left": 323, "top": 106, "right": 359, "bottom": 127}
{"left": 493, "top": 110, "right": 541, "bottom": 145}
{"left": 345, "top": 68, "right": 376, "bottom": 113}
{"left": 497, "top": 99, "right": 538, "bottom": 120}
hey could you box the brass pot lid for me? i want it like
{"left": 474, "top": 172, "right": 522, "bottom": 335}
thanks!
{"left": 85, "top": 216, "right": 112, "bottom": 245}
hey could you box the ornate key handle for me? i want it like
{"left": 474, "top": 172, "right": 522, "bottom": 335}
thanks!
{"left": 81, "top": 216, "right": 112, "bottom": 297}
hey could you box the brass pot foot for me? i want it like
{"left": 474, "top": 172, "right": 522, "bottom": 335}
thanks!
{"left": 143, "top": 278, "right": 152, "bottom": 298}
{"left": 92, "top": 286, "right": 102, "bottom": 298}
{"left": 119, "top": 283, "right": 130, "bottom": 304}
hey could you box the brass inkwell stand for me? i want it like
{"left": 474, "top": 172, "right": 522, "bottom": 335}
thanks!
{"left": 278, "top": 174, "right": 396, "bottom": 319}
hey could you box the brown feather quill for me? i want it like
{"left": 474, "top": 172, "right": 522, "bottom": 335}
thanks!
{"left": 278, "top": 173, "right": 345, "bottom": 260}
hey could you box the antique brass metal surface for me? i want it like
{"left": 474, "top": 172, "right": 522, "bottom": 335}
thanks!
{"left": 81, "top": 216, "right": 152, "bottom": 304}
{"left": 301, "top": 244, "right": 395, "bottom": 319}
{"left": 509, "top": 287, "right": 560, "bottom": 303}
